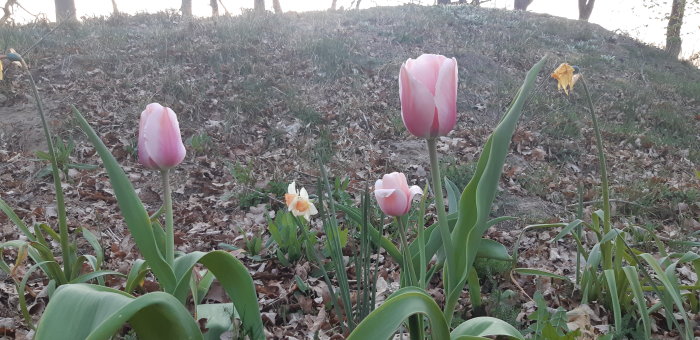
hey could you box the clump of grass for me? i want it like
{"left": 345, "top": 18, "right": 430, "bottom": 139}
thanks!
{"left": 541, "top": 110, "right": 581, "bottom": 140}
{"left": 519, "top": 167, "right": 556, "bottom": 199}
{"left": 185, "top": 132, "right": 213, "bottom": 156}
{"left": 441, "top": 158, "right": 476, "bottom": 191}
{"left": 237, "top": 181, "right": 288, "bottom": 209}
{"left": 618, "top": 178, "right": 700, "bottom": 220}
{"left": 228, "top": 160, "right": 254, "bottom": 186}
{"left": 314, "top": 128, "right": 334, "bottom": 164}
{"left": 305, "top": 37, "right": 354, "bottom": 77}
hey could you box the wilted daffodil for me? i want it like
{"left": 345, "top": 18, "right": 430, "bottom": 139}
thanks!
{"left": 285, "top": 181, "right": 318, "bottom": 221}
{"left": 551, "top": 63, "right": 579, "bottom": 95}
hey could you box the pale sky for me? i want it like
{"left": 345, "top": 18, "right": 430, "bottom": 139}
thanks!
{"left": 10, "top": 0, "right": 700, "bottom": 58}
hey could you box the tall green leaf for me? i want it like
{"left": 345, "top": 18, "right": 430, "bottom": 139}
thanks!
{"left": 347, "top": 287, "right": 450, "bottom": 340}
{"left": 447, "top": 56, "right": 548, "bottom": 314}
{"left": 639, "top": 253, "right": 693, "bottom": 339}
{"left": 450, "top": 316, "right": 525, "bottom": 339}
{"left": 73, "top": 107, "right": 176, "bottom": 291}
{"left": 172, "top": 251, "right": 264, "bottom": 340}
{"left": 622, "top": 266, "right": 651, "bottom": 340}
{"left": 0, "top": 197, "right": 35, "bottom": 241}
{"left": 34, "top": 284, "right": 202, "bottom": 340}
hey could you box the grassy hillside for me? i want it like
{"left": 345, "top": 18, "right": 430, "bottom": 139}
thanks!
{"left": 0, "top": 4, "right": 698, "bottom": 337}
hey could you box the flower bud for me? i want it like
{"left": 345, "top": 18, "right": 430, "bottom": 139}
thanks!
{"left": 138, "top": 103, "right": 186, "bottom": 170}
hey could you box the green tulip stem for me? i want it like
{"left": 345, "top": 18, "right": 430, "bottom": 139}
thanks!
{"left": 396, "top": 215, "right": 423, "bottom": 340}
{"left": 161, "top": 169, "right": 175, "bottom": 266}
{"left": 396, "top": 216, "right": 417, "bottom": 287}
{"left": 580, "top": 76, "right": 612, "bottom": 271}
{"left": 426, "top": 138, "right": 453, "bottom": 291}
{"left": 19, "top": 55, "right": 72, "bottom": 280}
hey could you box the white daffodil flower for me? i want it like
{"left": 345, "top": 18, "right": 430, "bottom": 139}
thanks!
{"left": 284, "top": 181, "right": 318, "bottom": 221}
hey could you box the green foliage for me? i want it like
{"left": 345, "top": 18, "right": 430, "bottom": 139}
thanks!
{"left": 487, "top": 289, "right": 521, "bottom": 331}
{"left": 233, "top": 180, "right": 287, "bottom": 209}
{"left": 305, "top": 37, "right": 354, "bottom": 77}
{"left": 516, "top": 74, "right": 700, "bottom": 340}
{"left": 618, "top": 178, "right": 700, "bottom": 220}
{"left": 445, "top": 55, "right": 548, "bottom": 322}
{"left": 185, "top": 132, "right": 213, "bottom": 156}
{"left": 331, "top": 176, "right": 353, "bottom": 206}
{"left": 228, "top": 160, "right": 254, "bottom": 186}
{"left": 290, "top": 104, "right": 323, "bottom": 127}
{"left": 268, "top": 210, "right": 316, "bottom": 264}
{"left": 541, "top": 110, "right": 581, "bottom": 140}
{"left": 35, "top": 137, "right": 97, "bottom": 181}
{"left": 524, "top": 292, "right": 580, "bottom": 340}
{"left": 54, "top": 108, "right": 266, "bottom": 339}
{"left": 441, "top": 159, "right": 476, "bottom": 192}
{"left": 474, "top": 258, "right": 511, "bottom": 278}
{"left": 314, "top": 128, "right": 334, "bottom": 164}
{"left": 245, "top": 234, "right": 263, "bottom": 257}
{"left": 34, "top": 284, "right": 202, "bottom": 340}
{"left": 225, "top": 163, "right": 289, "bottom": 209}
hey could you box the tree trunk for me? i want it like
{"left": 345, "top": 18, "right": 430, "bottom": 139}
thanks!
{"left": 111, "top": 0, "right": 119, "bottom": 15}
{"left": 665, "top": 0, "right": 685, "bottom": 58}
{"left": 578, "top": 0, "right": 595, "bottom": 21}
{"left": 254, "top": 0, "right": 265, "bottom": 12}
{"left": 330, "top": 0, "right": 337, "bottom": 10}
{"left": 54, "top": 0, "right": 76, "bottom": 22}
{"left": 181, "top": 0, "right": 192, "bottom": 18}
{"left": 514, "top": 0, "right": 533, "bottom": 10}
{"left": 273, "top": 0, "right": 282, "bottom": 13}
{"left": 355, "top": 0, "right": 361, "bottom": 9}
{"left": 1, "top": 0, "right": 17, "bottom": 25}
{"left": 210, "top": 0, "right": 219, "bottom": 16}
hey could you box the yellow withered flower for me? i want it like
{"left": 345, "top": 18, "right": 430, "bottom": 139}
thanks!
{"left": 551, "top": 63, "right": 577, "bottom": 95}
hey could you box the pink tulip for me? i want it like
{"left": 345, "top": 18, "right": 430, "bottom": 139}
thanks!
{"left": 138, "top": 103, "right": 186, "bottom": 170}
{"left": 399, "top": 54, "right": 458, "bottom": 138}
{"left": 374, "top": 172, "right": 423, "bottom": 217}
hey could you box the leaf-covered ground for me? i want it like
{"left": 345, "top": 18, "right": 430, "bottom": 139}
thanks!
{"left": 0, "top": 4, "right": 699, "bottom": 339}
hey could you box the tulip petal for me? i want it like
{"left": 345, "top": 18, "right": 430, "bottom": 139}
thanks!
{"left": 144, "top": 106, "right": 186, "bottom": 169}
{"left": 383, "top": 172, "right": 412, "bottom": 198}
{"left": 375, "top": 179, "right": 384, "bottom": 190}
{"left": 374, "top": 188, "right": 409, "bottom": 217}
{"left": 434, "top": 57, "right": 458, "bottom": 136}
{"left": 405, "top": 54, "right": 447, "bottom": 93}
{"left": 138, "top": 103, "right": 160, "bottom": 169}
{"left": 408, "top": 185, "right": 423, "bottom": 201}
{"left": 380, "top": 172, "right": 401, "bottom": 190}
{"left": 400, "top": 65, "right": 437, "bottom": 138}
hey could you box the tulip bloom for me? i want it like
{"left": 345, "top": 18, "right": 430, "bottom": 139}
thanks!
{"left": 399, "top": 54, "right": 458, "bottom": 138}
{"left": 374, "top": 172, "right": 423, "bottom": 217}
{"left": 138, "top": 103, "right": 186, "bottom": 170}
{"left": 285, "top": 181, "right": 318, "bottom": 221}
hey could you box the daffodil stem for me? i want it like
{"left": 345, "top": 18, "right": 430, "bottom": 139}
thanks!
{"left": 426, "top": 138, "right": 454, "bottom": 292}
{"left": 161, "top": 169, "right": 174, "bottom": 266}
{"left": 21, "top": 56, "right": 72, "bottom": 281}
{"left": 580, "top": 77, "right": 612, "bottom": 271}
